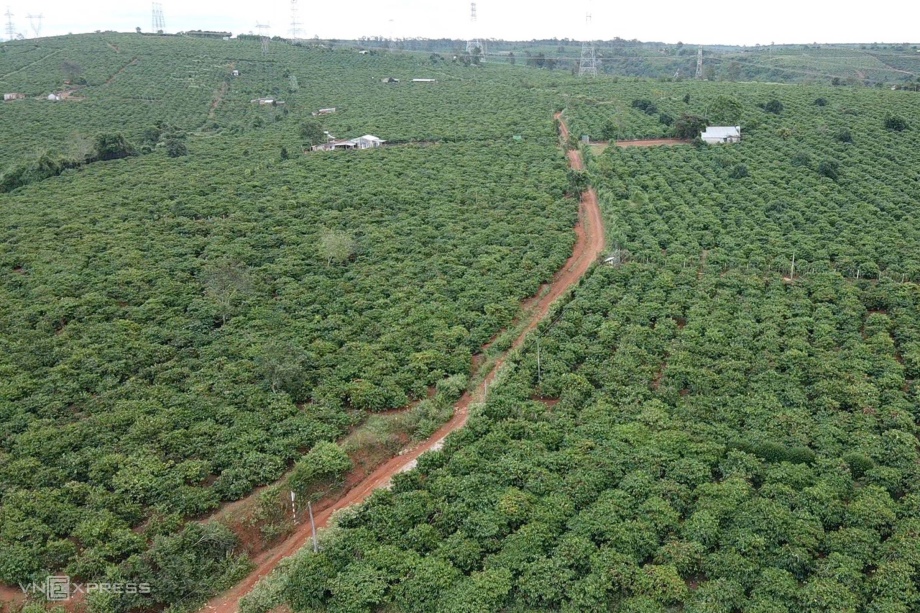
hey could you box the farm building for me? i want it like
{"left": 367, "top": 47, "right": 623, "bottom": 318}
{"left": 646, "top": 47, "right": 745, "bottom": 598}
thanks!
{"left": 412, "top": 78, "right": 436, "bottom": 83}
{"left": 701, "top": 126, "right": 742, "bottom": 144}
{"left": 231, "top": 69, "right": 240, "bottom": 77}
{"left": 47, "top": 93, "right": 61, "bottom": 102}
{"left": 381, "top": 77, "right": 400, "bottom": 84}
{"left": 3, "top": 93, "right": 25, "bottom": 101}
{"left": 312, "top": 107, "right": 337, "bottom": 116}
{"left": 251, "top": 98, "right": 284, "bottom": 106}
{"left": 311, "top": 135, "right": 385, "bottom": 152}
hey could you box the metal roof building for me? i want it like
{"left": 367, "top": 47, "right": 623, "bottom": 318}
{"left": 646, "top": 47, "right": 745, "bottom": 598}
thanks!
{"left": 311, "top": 135, "right": 385, "bottom": 152}
{"left": 701, "top": 126, "right": 741, "bottom": 144}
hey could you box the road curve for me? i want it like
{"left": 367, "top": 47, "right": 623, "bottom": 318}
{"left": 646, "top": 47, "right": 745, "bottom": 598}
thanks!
{"left": 201, "top": 112, "right": 605, "bottom": 613}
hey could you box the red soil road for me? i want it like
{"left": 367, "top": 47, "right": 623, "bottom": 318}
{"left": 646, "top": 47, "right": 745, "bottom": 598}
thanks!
{"left": 615, "top": 138, "right": 688, "bottom": 148}
{"left": 200, "top": 113, "right": 605, "bottom": 613}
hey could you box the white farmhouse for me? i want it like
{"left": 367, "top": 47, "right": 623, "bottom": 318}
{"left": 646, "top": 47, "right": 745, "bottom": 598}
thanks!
{"left": 701, "top": 126, "right": 741, "bottom": 144}
{"left": 354, "top": 135, "right": 384, "bottom": 149}
{"left": 311, "top": 134, "right": 385, "bottom": 152}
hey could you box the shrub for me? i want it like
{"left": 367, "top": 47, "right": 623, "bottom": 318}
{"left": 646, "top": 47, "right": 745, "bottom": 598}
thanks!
{"left": 631, "top": 99, "right": 658, "bottom": 115}
{"left": 836, "top": 129, "right": 853, "bottom": 143}
{"left": 94, "top": 133, "right": 136, "bottom": 161}
{"left": 762, "top": 99, "right": 784, "bottom": 114}
{"left": 729, "top": 164, "right": 749, "bottom": 179}
{"left": 818, "top": 159, "right": 841, "bottom": 181}
{"left": 884, "top": 115, "right": 909, "bottom": 131}
{"left": 791, "top": 152, "right": 812, "bottom": 167}
{"left": 164, "top": 135, "right": 188, "bottom": 157}
{"left": 843, "top": 453, "right": 875, "bottom": 478}
{"left": 289, "top": 441, "right": 352, "bottom": 498}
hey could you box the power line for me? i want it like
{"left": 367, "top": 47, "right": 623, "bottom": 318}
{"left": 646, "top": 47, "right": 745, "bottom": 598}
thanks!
{"left": 696, "top": 45, "right": 703, "bottom": 79}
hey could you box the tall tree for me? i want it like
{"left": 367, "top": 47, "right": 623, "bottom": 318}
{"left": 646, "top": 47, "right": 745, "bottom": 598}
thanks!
{"left": 202, "top": 259, "right": 253, "bottom": 324}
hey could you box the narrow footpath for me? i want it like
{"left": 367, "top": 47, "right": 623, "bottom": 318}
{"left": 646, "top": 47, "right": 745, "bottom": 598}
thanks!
{"left": 201, "top": 111, "right": 605, "bottom": 613}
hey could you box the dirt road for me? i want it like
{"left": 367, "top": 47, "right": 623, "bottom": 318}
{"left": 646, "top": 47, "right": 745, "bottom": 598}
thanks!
{"left": 615, "top": 138, "right": 688, "bottom": 148}
{"left": 200, "top": 112, "right": 605, "bottom": 613}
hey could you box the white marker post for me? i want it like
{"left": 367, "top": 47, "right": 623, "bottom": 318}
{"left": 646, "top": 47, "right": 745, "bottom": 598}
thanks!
{"left": 308, "top": 501, "right": 318, "bottom": 553}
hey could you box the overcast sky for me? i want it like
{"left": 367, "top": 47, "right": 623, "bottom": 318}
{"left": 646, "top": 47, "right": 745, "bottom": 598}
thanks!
{"left": 2, "top": 0, "right": 918, "bottom": 46}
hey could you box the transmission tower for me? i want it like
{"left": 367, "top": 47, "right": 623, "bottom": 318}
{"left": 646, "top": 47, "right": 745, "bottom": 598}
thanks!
{"left": 579, "top": 11, "right": 598, "bottom": 77}
{"left": 151, "top": 2, "right": 165, "bottom": 33}
{"left": 465, "top": 2, "right": 482, "bottom": 56}
{"left": 4, "top": 6, "right": 15, "bottom": 41}
{"left": 289, "top": 0, "right": 302, "bottom": 40}
{"left": 256, "top": 23, "right": 270, "bottom": 55}
{"left": 695, "top": 45, "right": 703, "bottom": 79}
{"left": 26, "top": 13, "right": 42, "bottom": 38}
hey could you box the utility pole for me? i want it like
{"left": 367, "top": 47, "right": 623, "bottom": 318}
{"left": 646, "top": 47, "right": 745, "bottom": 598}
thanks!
{"left": 4, "top": 7, "right": 15, "bottom": 42}
{"left": 696, "top": 45, "right": 704, "bottom": 79}
{"left": 579, "top": 7, "right": 598, "bottom": 77}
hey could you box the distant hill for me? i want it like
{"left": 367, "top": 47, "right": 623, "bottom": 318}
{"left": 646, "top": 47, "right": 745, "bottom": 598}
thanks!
{"left": 342, "top": 37, "right": 920, "bottom": 85}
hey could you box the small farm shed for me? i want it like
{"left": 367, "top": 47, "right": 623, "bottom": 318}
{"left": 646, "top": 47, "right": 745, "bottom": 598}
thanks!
{"left": 231, "top": 69, "right": 240, "bottom": 77}
{"left": 381, "top": 77, "right": 400, "bottom": 84}
{"left": 251, "top": 98, "right": 284, "bottom": 106}
{"left": 412, "top": 78, "right": 436, "bottom": 83}
{"left": 312, "top": 107, "right": 336, "bottom": 116}
{"left": 47, "top": 93, "right": 61, "bottom": 101}
{"left": 311, "top": 135, "right": 385, "bottom": 152}
{"left": 4, "top": 93, "right": 25, "bottom": 101}
{"left": 701, "top": 126, "right": 741, "bottom": 144}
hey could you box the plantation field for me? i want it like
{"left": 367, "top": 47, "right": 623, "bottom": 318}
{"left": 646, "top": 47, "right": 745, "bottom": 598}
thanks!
{"left": 250, "top": 82, "right": 920, "bottom": 611}
{"left": 0, "top": 33, "right": 579, "bottom": 605}
{"left": 3, "top": 32, "right": 920, "bottom": 612}
{"left": 258, "top": 267, "right": 920, "bottom": 613}
{"left": 0, "top": 34, "right": 562, "bottom": 167}
{"left": 571, "top": 81, "right": 920, "bottom": 281}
